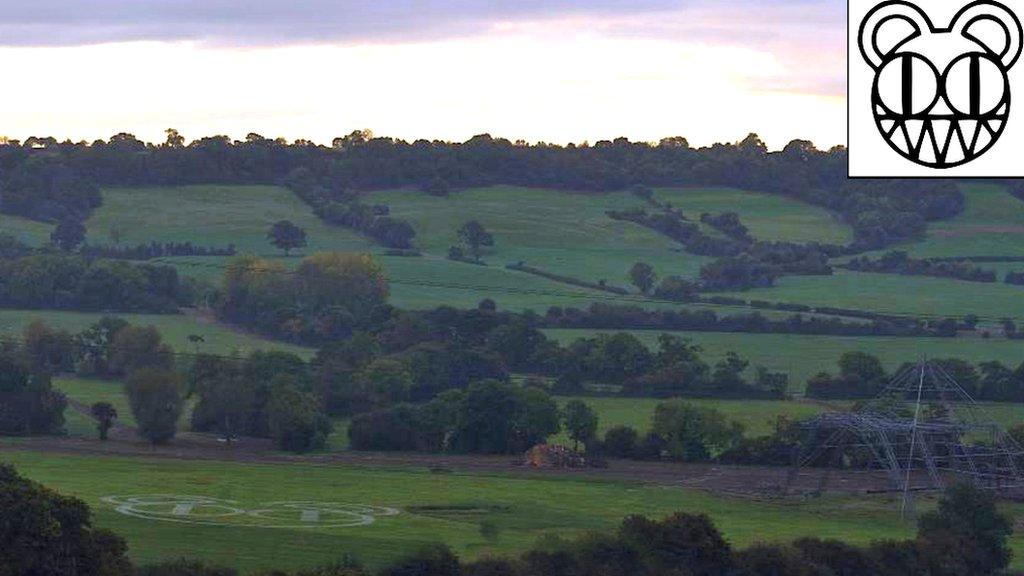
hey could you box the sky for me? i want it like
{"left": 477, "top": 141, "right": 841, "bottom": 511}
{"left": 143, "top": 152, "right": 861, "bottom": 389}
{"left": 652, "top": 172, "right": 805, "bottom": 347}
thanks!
{"left": 0, "top": 0, "right": 846, "bottom": 149}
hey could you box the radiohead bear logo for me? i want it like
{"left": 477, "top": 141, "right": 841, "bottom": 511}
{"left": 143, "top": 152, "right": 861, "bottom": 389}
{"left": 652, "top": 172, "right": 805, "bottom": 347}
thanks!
{"left": 858, "top": 1, "right": 1022, "bottom": 167}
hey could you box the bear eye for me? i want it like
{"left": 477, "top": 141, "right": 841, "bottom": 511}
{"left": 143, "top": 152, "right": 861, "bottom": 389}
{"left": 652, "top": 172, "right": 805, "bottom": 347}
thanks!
{"left": 876, "top": 53, "right": 939, "bottom": 116}
{"left": 944, "top": 54, "right": 1006, "bottom": 116}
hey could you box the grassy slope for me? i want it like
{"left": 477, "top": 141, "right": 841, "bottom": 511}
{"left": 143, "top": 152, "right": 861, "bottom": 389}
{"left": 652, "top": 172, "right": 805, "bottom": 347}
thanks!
{"left": 55, "top": 377, "right": 138, "bottom": 427}
{"left": 83, "top": 185, "right": 828, "bottom": 316}
{"left": 898, "top": 183, "right": 1024, "bottom": 258}
{"left": 652, "top": 187, "right": 853, "bottom": 245}
{"left": 82, "top": 185, "right": 680, "bottom": 312}
{"left": 372, "top": 186, "right": 711, "bottom": 284}
{"left": 543, "top": 329, "right": 1024, "bottom": 391}
{"left": 0, "top": 212, "right": 53, "bottom": 245}
{"left": 723, "top": 269, "right": 1024, "bottom": 320}
{"left": 553, "top": 397, "right": 825, "bottom": 439}
{"left": 555, "top": 396, "right": 1024, "bottom": 440}
{"left": 85, "top": 185, "right": 374, "bottom": 255}
{"left": 2, "top": 450, "right": 950, "bottom": 573}
{"left": 699, "top": 183, "right": 1024, "bottom": 320}
{"left": 0, "top": 309, "right": 312, "bottom": 358}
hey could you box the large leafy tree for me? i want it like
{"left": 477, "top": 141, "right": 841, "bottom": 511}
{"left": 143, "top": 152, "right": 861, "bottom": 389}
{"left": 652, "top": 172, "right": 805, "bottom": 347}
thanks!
{"left": 90, "top": 402, "right": 117, "bottom": 441}
{"left": 50, "top": 218, "right": 87, "bottom": 252}
{"left": 562, "top": 399, "right": 598, "bottom": 451}
{"left": 265, "top": 375, "right": 332, "bottom": 452}
{"left": 629, "top": 261, "right": 657, "bottom": 294}
{"left": 457, "top": 221, "right": 494, "bottom": 259}
{"left": 917, "top": 482, "right": 1013, "bottom": 576}
{"left": 267, "top": 219, "right": 307, "bottom": 256}
{"left": 0, "top": 344, "right": 66, "bottom": 436}
{"left": 124, "top": 368, "right": 184, "bottom": 445}
{"left": 0, "top": 464, "right": 133, "bottom": 576}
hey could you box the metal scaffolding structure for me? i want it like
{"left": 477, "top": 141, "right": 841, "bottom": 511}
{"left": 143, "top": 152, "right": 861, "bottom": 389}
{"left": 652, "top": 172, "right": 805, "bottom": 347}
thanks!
{"left": 790, "top": 360, "right": 1024, "bottom": 516}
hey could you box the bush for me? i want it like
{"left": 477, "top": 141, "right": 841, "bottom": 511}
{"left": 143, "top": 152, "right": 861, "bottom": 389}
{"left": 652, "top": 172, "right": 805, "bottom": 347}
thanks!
{"left": 602, "top": 426, "right": 639, "bottom": 458}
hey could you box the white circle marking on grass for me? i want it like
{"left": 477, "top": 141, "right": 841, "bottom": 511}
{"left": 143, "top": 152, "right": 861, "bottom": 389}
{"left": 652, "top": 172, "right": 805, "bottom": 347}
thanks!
{"left": 101, "top": 495, "right": 399, "bottom": 528}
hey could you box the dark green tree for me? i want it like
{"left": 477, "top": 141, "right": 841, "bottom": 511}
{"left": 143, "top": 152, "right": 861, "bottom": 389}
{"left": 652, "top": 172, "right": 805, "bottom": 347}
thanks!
{"left": 266, "top": 376, "right": 332, "bottom": 452}
{"left": 379, "top": 543, "right": 460, "bottom": 576}
{"left": 108, "top": 325, "right": 174, "bottom": 378}
{"left": 124, "top": 368, "right": 184, "bottom": 445}
{"left": 90, "top": 402, "right": 117, "bottom": 441}
{"left": 0, "top": 464, "right": 133, "bottom": 576}
{"left": 629, "top": 261, "right": 657, "bottom": 294}
{"left": 50, "top": 218, "right": 87, "bottom": 252}
{"left": 917, "top": 482, "right": 1013, "bottom": 575}
{"left": 0, "top": 344, "right": 66, "bottom": 436}
{"left": 189, "top": 354, "right": 254, "bottom": 442}
{"left": 561, "top": 399, "right": 598, "bottom": 451}
{"left": 457, "top": 220, "right": 494, "bottom": 259}
{"left": 267, "top": 220, "right": 307, "bottom": 256}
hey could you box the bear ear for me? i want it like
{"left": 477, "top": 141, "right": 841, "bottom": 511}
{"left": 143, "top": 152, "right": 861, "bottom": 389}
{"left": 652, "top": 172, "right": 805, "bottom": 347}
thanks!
{"left": 859, "top": 1, "right": 934, "bottom": 70}
{"left": 952, "top": 0, "right": 1023, "bottom": 69}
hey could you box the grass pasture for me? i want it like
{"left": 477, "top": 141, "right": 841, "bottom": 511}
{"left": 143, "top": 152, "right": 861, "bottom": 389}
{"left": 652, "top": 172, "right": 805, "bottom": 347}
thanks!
{"left": 554, "top": 397, "right": 826, "bottom": 439}
{"left": 85, "top": 185, "right": 373, "bottom": 256}
{"left": 0, "top": 450, "right": 950, "bottom": 573}
{"left": 0, "top": 309, "right": 312, "bottom": 358}
{"left": 55, "top": 377, "right": 137, "bottom": 427}
{"left": 652, "top": 187, "right": 853, "bottom": 245}
{"left": 543, "top": 329, "right": 1024, "bottom": 391}
{"left": 723, "top": 269, "right": 1024, "bottom": 321}
{"left": 372, "top": 186, "right": 711, "bottom": 286}
{"left": 0, "top": 212, "right": 53, "bottom": 246}
{"left": 896, "top": 184, "right": 1024, "bottom": 259}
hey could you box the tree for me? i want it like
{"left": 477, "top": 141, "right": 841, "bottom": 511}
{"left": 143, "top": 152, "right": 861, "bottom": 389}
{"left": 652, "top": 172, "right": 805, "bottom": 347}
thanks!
{"left": 379, "top": 544, "right": 460, "bottom": 576}
{"left": 0, "top": 345, "right": 66, "bottom": 436}
{"left": 90, "top": 402, "right": 117, "bottom": 441}
{"left": 629, "top": 262, "right": 657, "bottom": 294}
{"left": 74, "top": 317, "right": 130, "bottom": 378}
{"left": 189, "top": 355, "right": 253, "bottom": 442}
{"left": 651, "top": 400, "right": 744, "bottom": 461}
{"left": 108, "top": 325, "right": 174, "bottom": 377}
{"left": 124, "top": 368, "right": 184, "bottom": 445}
{"left": 0, "top": 464, "right": 133, "bottom": 576}
{"left": 603, "top": 425, "right": 639, "bottom": 458}
{"left": 457, "top": 221, "right": 494, "bottom": 259}
{"left": 619, "top": 512, "right": 733, "bottom": 575}
{"left": 917, "top": 482, "right": 1013, "bottom": 575}
{"left": 449, "top": 380, "right": 560, "bottom": 454}
{"left": 266, "top": 376, "right": 332, "bottom": 452}
{"left": 355, "top": 358, "right": 413, "bottom": 407}
{"left": 51, "top": 217, "right": 86, "bottom": 252}
{"left": 23, "top": 319, "right": 76, "bottom": 374}
{"left": 267, "top": 220, "right": 308, "bottom": 256}
{"left": 562, "top": 400, "right": 598, "bottom": 451}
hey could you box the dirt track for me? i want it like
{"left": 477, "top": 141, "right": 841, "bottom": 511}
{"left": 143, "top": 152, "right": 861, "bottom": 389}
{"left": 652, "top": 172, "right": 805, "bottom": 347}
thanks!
{"left": 1, "top": 426, "right": 898, "bottom": 499}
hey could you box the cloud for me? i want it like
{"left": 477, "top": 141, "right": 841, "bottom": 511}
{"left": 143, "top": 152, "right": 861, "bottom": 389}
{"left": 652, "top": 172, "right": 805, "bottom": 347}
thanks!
{"left": 0, "top": 0, "right": 683, "bottom": 46}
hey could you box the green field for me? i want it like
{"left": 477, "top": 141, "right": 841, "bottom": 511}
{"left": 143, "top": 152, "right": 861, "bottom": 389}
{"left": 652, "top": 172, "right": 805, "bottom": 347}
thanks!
{"left": 56, "top": 377, "right": 137, "bottom": 426}
{"left": 653, "top": 187, "right": 853, "bottom": 245}
{"left": 544, "top": 329, "right": 1024, "bottom": 391}
{"left": 554, "top": 397, "right": 826, "bottom": 439}
{"left": 895, "top": 184, "right": 1024, "bottom": 258}
{"left": 1, "top": 450, "right": 972, "bottom": 573}
{"left": 85, "top": 185, "right": 374, "bottom": 256}
{"left": 0, "top": 212, "right": 53, "bottom": 245}
{"left": 81, "top": 185, "right": 722, "bottom": 313}
{"left": 0, "top": 309, "right": 312, "bottom": 357}
{"left": 371, "top": 186, "right": 711, "bottom": 285}
{"left": 723, "top": 269, "right": 1024, "bottom": 321}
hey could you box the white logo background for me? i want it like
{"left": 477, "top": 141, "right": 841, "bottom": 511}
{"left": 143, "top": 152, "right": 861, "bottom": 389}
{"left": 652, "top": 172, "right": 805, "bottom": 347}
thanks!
{"left": 849, "top": 0, "right": 1024, "bottom": 176}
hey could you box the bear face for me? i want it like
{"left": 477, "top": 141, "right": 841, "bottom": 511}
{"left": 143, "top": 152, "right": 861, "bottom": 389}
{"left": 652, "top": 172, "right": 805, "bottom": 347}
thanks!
{"left": 859, "top": 0, "right": 1022, "bottom": 168}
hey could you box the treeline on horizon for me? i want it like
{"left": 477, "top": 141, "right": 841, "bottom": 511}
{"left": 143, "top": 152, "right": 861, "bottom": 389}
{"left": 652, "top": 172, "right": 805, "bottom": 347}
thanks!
{"left": 0, "top": 130, "right": 968, "bottom": 253}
